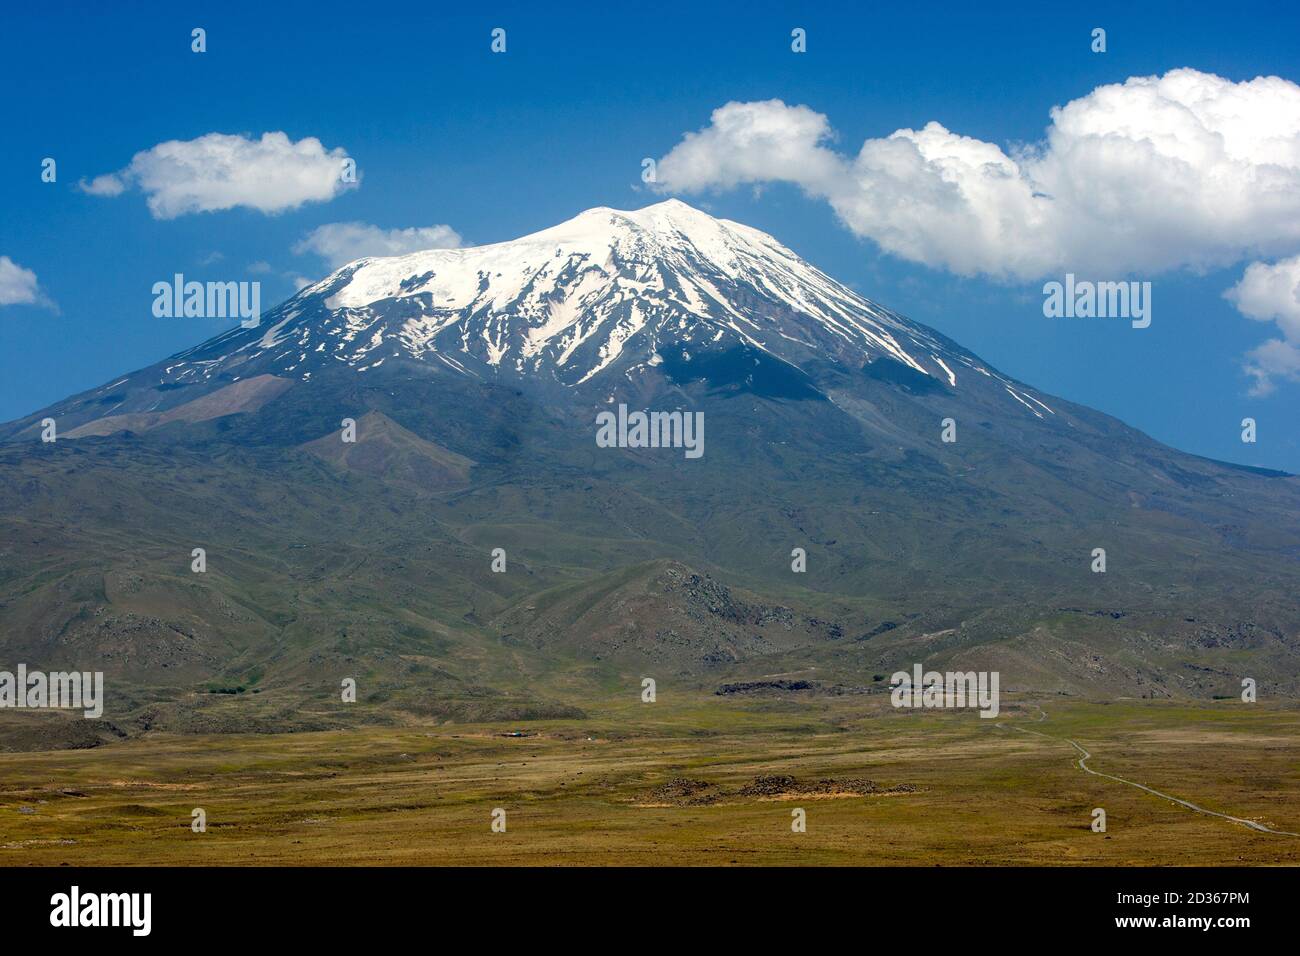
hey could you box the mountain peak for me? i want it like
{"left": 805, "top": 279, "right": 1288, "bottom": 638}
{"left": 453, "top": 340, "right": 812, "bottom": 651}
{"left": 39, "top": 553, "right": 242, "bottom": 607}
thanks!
{"left": 465, "top": 197, "right": 768, "bottom": 275}
{"left": 567, "top": 197, "right": 714, "bottom": 225}
{"left": 573, "top": 196, "right": 706, "bottom": 219}
{"left": 574, "top": 197, "right": 737, "bottom": 239}
{"left": 279, "top": 198, "right": 977, "bottom": 390}
{"left": 19, "top": 202, "right": 1061, "bottom": 439}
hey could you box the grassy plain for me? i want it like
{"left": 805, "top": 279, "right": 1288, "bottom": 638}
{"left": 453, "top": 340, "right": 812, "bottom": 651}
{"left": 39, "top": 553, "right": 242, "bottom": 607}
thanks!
{"left": 1, "top": 694, "right": 1297, "bottom": 866}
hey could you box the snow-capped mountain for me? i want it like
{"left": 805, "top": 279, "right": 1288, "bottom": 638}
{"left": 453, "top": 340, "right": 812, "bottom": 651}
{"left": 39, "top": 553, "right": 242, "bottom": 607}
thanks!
{"left": 6, "top": 199, "right": 1065, "bottom": 441}
{"left": 6, "top": 200, "right": 1300, "bottom": 711}
{"left": 165, "top": 200, "right": 1041, "bottom": 404}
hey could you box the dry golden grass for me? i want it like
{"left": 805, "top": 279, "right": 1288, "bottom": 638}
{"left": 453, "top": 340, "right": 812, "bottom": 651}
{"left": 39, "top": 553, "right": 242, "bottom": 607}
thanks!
{"left": 1, "top": 696, "right": 1297, "bottom": 865}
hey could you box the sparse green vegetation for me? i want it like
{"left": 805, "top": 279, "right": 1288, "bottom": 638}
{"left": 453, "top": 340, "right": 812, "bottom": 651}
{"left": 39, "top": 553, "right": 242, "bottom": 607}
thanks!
{"left": 1, "top": 694, "right": 1296, "bottom": 865}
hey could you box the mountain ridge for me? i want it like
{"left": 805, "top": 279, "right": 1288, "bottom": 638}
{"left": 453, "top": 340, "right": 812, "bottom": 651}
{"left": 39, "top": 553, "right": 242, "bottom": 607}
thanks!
{"left": 1, "top": 201, "right": 1299, "bottom": 750}
{"left": 2, "top": 200, "right": 1061, "bottom": 441}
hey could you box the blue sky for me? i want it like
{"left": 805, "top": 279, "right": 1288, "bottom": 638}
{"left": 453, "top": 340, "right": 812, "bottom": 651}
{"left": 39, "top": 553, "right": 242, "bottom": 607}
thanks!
{"left": 3, "top": 0, "right": 1300, "bottom": 468}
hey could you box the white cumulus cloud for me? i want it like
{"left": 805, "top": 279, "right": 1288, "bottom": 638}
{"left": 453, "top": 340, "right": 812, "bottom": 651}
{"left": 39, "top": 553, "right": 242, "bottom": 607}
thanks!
{"left": 79, "top": 173, "right": 127, "bottom": 197}
{"left": 655, "top": 69, "right": 1300, "bottom": 281}
{"left": 293, "top": 221, "right": 463, "bottom": 269}
{"left": 1226, "top": 255, "right": 1300, "bottom": 395}
{"left": 0, "top": 256, "right": 51, "bottom": 309}
{"left": 80, "top": 131, "right": 357, "bottom": 218}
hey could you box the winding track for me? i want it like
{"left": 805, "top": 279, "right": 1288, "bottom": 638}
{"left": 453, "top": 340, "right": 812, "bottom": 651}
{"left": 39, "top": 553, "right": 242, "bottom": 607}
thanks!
{"left": 997, "top": 711, "right": 1299, "bottom": 837}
